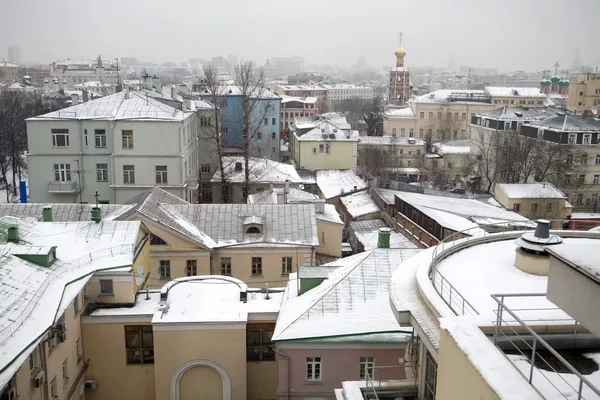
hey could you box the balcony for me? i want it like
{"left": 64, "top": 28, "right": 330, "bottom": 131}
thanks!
{"left": 47, "top": 181, "right": 77, "bottom": 194}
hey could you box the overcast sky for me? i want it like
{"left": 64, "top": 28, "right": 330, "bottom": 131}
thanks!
{"left": 1, "top": 0, "right": 598, "bottom": 72}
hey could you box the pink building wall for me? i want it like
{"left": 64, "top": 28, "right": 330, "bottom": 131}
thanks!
{"left": 276, "top": 346, "right": 406, "bottom": 400}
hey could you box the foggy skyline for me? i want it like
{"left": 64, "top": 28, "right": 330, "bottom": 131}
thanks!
{"left": 1, "top": 0, "right": 598, "bottom": 73}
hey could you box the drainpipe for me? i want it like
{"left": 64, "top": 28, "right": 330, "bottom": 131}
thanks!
{"left": 273, "top": 347, "right": 290, "bottom": 400}
{"left": 110, "top": 153, "right": 117, "bottom": 204}
{"left": 78, "top": 120, "right": 85, "bottom": 203}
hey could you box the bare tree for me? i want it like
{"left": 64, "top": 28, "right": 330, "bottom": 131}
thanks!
{"left": 424, "top": 116, "right": 462, "bottom": 145}
{"left": 233, "top": 61, "right": 272, "bottom": 200}
{"left": 201, "top": 65, "right": 230, "bottom": 203}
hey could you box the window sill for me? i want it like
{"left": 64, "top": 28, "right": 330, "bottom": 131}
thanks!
{"left": 250, "top": 275, "right": 263, "bottom": 278}
{"left": 98, "top": 293, "right": 114, "bottom": 297}
{"left": 305, "top": 380, "right": 323, "bottom": 385}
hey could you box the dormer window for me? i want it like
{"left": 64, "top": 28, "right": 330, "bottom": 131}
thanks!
{"left": 246, "top": 226, "right": 261, "bottom": 234}
{"left": 243, "top": 216, "right": 264, "bottom": 235}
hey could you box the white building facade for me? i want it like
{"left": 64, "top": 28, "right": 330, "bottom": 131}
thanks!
{"left": 26, "top": 90, "right": 204, "bottom": 204}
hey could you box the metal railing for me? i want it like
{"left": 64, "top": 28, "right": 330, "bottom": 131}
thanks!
{"left": 0, "top": 244, "right": 134, "bottom": 343}
{"left": 47, "top": 181, "right": 77, "bottom": 193}
{"left": 428, "top": 220, "right": 600, "bottom": 317}
{"left": 491, "top": 293, "right": 600, "bottom": 400}
{"left": 363, "top": 364, "right": 418, "bottom": 400}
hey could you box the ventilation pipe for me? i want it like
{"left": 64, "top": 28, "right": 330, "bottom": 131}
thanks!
{"left": 377, "top": 228, "right": 391, "bottom": 248}
{"left": 42, "top": 206, "right": 53, "bottom": 222}
{"left": 91, "top": 207, "right": 102, "bottom": 223}
{"left": 7, "top": 225, "right": 19, "bottom": 243}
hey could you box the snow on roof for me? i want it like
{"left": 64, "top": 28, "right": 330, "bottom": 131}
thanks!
{"left": 414, "top": 90, "right": 488, "bottom": 104}
{"left": 495, "top": 183, "right": 566, "bottom": 199}
{"left": 525, "top": 114, "right": 600, "bottom": 132}
{"left": 28, "top": 90, "right": 191, "bottom": 122}
{"left": 484, "top": 87, "right": 546, "bottom": 98}
{"left": 0, "top": 203, "right": 129, "bottom": 221}
{"left": 272, "top": 248, "right": 422, "bottom": 342}
{"left": 358, "top": 136, "right": 425, "bottom": 146}
{"left": 434, "top": 140, "right": 471, "bottom": 155}
{"left": 247, "top": 187, "right": 318, "bottom": 204}
{"left": 479, "top": 107, "right": 560, "bottom": 121}
{"left": 317, "top": 204, "right": 343, "bottom": 225}
{"left": 546, "top": 242, "right": 600, "bottom": 284}
{"left": 0, "top": 217, "right": 140, "bottom": 386}
{"left": 207, "top": 85, "right": 281, "bottom": 100}
{"left": 340, "top": 191, "right": 381, "bottom": 219}
{"left": 393, "top": 191, "right": 530, "bottom": 233}
{"left": 74, "top": 81, "right": 112, "bottom": 87}
{"left": 316, "top": 170, "right": 368, "bottom": 199}
{"left": 294, "top": 115, "right": 358, "bottom": 141}
{"left": 384, "top": 107, "right": 415, "bottom": 118}
{"left": 153, "top": 278, "right": 284, "bottom": 324}
{"left": 349, "top": 219, "right": 417, "bottom": 250}
{"left": 0, "top": 62, "right": 20, "bottom": 68}
{"left": 570, "top": 213, "right": 600, "bottom": 220}
{"left": 211, "top": 157, "right": 304, "bottom": 184}
{"left": 163, "top": 203, "right": 319, "bottom": 248}
{"left": 279, "top": 94, "right": 317, "bottom": 104}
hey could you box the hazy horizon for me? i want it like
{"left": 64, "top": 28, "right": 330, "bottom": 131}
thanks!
{"left": 1, "top": 0, "right": 598, "bottom": 73}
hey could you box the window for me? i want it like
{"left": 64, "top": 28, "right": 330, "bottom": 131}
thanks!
{"left": 263, "top": 118, "right": 268, "bottom": 125}
{"left": 247, "top": 323, "right": 275, "bottom": 362}
{"left": 462, "top": 113, "right": 466, "bottom": 120}
{"left": 220, "top": 126, "right": 228, "bottom": 134}
{"left": 84, "top": 129, "right": 88, "bottom": 147}
{"left": 96, "top": 163, "right": 108, "bottom": 182}
{"left": 125, "top": 326, "right": 154, "bottom": 364}
{"left": 54, "top": 164, "right": 72, "bottom": 182}
{"left": 150, "top": 234, "right": 167, "bottom": 245}
{"left": 119, "top": 130, "right": 134, "bottom": 150}
{"left": 565, "top": 175, "right": 571, "bottom": 184}
{"left": 583, "top": 134, "right": 592, "bottom": 145}
{"left": 282, "top": 257, "right": 292, "bottom": 275}
{"left": 594, "top": 175, "right": 599, "bottom": 185}
{"left": 401, "top": 128, "right": 405, "bottom": 137}
{"left": 530, "top": 203, "right": 538, "bottom": 212}
{"left": 319, "top": 144, "right": 324, "bottom": 153}
{"left": 159, "top": 260, "right": 171, "bottom": 279}
{"left": 155, "top": 166, "right": 168, "bottom": 184}
{"left": 52, "top": 129, "right": 70, "bottom": 147}
{"left": 62, "top": 358, "right": 69, "bottom": 386}
{"left": 576, "top": 193, "right": 583, "bottom": 205}
{"left": 428, "top": 112, "right": 433, "bottom": 119}
{"left": 306, "top": 357, "right": 322, "bottom": 381}
{"left": 437, "top": 112, "right": 442, "bottom": 119}
{"left": 419, "top": 128, "right": 424, "bottom": 138}
{"left": 568, "top": 134, "right": 577, "bottom": 144}
{"left": 123, "top": 165, "right": 135, "bottom": 184}
{"left": 271, "top": 132, "right": 276, "bottom": 139}
{"left": 94, "top": 129, "right": 107, "bottom": 148}
{"left": 582, "top": 154, "right": 588, "bottom": 164}
{"left": 99, "top": 279, "right": 113, "bottom": 295}
{"left": 200, "top": 117, "right": 209, "bottom": 127}
{"left": 424, "top": 350, "right": 437, "bottom": 400}
{"left": 186, "top": 260, "right": 197, "bottom": 276}
{"left": 579, "top": 174, "right": 586, "bottom": 184}
{"left": 251, "top": 257, "right": 262, "bottom": 276}
{"left": 50, "top": 377, "right": 57, "bottom": 398}
{"left": 567, "top": 154, "right": 573, "bottom": 164}
{"left": 546, "top": 202, "right": 553, "bottom": 212}
{"left": 272, "top": 118, "right": 276, "bottom": 125}
{"left": 596, "top": 155, "right": 600, "bottom": 165}
{"left": 513, "top": 203, "right": 521, "bottom": 212}
{"left": 73, "top": 294, "right": 80, "bottom": 316}
{"left": 409, "top": 128, "right": 414, "bottom": 138}
{"left": 76, "top": 338, "right": 83, "bottom": 362}
{"left": 392, "top": 128, "right": 397, "bottom": 137}
{"left": 221, "top": 257, "right": 232, "bottom": 276}
{"left": 325, "top": 143, "right": 330, "bottom": 154}
{"left": 420, "top": 112, "right": 424, "bottom": 118}
{"left": 454, "top": 112, "right": 459, "bottom": 120}
{"left": 359, "top": 357, "right": 375, "bottom": 380}
{"left": 257, "top": 132, "right": 262, "bottom": 139}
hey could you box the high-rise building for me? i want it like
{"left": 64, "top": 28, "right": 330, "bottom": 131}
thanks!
{"left": 388, "top": 33, "right": 411, "bottom": 106}
{"left": 8, "top": 46, "right": 20, "bottom": 65}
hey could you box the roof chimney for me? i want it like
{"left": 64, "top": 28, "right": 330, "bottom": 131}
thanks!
{"left": 91, "top": 207, "right": 102, "bottom": 223}
{"left": 7, "top": 225, "right": 19, "bottom": 243}
{"left": 71, "top": 93, "right": 79, "bottom": 105}
{"left": 285, "top": 179, "right": 289, "bottom": 194}
{"left": 82, "top": 90, "right": 89, "bottom": 103}
{"left": 533, "top": 219, "right": 550, "bottom": 239}
{"left": 378, "top": 228, "right": 391, "bottom": 248}
{"left": 42, "top": 205, "right": 53, "bottom": 222}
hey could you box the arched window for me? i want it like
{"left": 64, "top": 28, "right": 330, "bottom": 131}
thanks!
{"left": 246, "top": 226, "right": 261, "bottom": 234}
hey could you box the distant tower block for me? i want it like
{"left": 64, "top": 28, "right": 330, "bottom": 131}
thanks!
{"left": 388, "top": 32, "right": 412, "bottom": 106}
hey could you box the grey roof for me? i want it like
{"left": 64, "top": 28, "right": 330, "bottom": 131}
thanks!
{"left": 479, "top": 107, "right": 561, "bottom": 121}
{"left": 0, "top": 203, "right": 126, "bottom": 221}
{"left": 358, "top": 136, "right": 425, "bottom": 146}
{"left": 166, "top": 204, "right": 319, "bottom": 248}
{"left": 526, "top": 115, "right": 600, "bottom": 132}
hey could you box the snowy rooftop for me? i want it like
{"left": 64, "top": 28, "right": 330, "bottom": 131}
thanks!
{"left": 316, "top": 170, "right": 368, "bottom": 199}
{"left": 317, "top": 204, "right": 344, "bottom": 225}
{"left": 340, "top": 191, "right": 381, "bottom": 219}
{"left": 496, "top": 182, "right": 566, "bottom": 199}
{"left": 294, "top": 114, "right": 358, "bottom": 141}
{"left": 546, "top": 243, "right": 600, "bottom": 284}
{"left": 201, "top": 85, "right": 281, "bottom": 100}
{"left": 384, "top": 107, "right": 415, "bottom": 118}
{"left": 393, "top": 190, "right": 530, "bottom": 233}
{"left": 484, "top": 87, "right": 546, "bottom": 98}
{"left": 28, "top": 90, "right": 192, "bottom": 121}
{"left": 211, "top": 157, "right": 304, "bottom": 184}
{"left": 247, "top": 187, "right": 318, "bottom": 204}
{"left": 272, "top": 248, "right": 421, "bottom": 342}
{"left": 0, "top": 203, "right": 129, "bottom": 221}
{"left": 433, "top": 140, "right": 471, "bottom": 155}
{"left": 279, "top": 94, "right": 317, "bottom": 104}
{"left": 479, "top": 107, "right": 561, "bottom": 121}
{"left": 0, "top": 217, "right": 140, "bottom": 388}
{"left": 74, "top": 81, "right": 113, "bottom": 87}
{"left": 358, "top": 136, "right": 425, "bottom": 146}
{"left": 525, "top": 114, "right": 600, "bottom": 132}
{"left": 0, "top": 62, "right": 20, "bottom": 68}
{"left": 349, "top": 219, "right": 417, "bottom": 250}
{"left": 413, "top": 90, "right": 489, "bottom": 104}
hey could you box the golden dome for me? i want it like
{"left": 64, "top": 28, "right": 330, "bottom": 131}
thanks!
{"left": 394, "top": 42, "right": 407, "bottom": 57}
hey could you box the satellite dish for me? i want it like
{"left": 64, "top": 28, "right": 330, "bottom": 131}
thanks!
{"left": 135, "top": 266, "right": 145, "bottom": 286}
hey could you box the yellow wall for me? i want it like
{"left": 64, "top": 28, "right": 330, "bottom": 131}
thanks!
{"left": 567, "top": 73, "right": 600, "bottom": 113}
{"left": 494, "top": 186, "right": 571, "bottom": 223}
{"left": 412, "top": 102, "right": 495, "bottom": 141}
{"left": 316, "top": 218, "right": 342, "bottom": 257}
{"left": 180, "top": 365, "right": 223, "bottom": 400}
{"left": 383, "top": 116, "right": 416, "bottom": 137}
{"left": 82, "top": 321, "right": 156, "bottom": 400}
{"left": 86, "top": 275, "right": 136, "bottom": 304}
{"left": 293, "top": 137, "right": 356, "bottom": 170}
{"left": 153, "top": 328, "right": 247, "bottom": 400}
{"left": 247, "top": 362, "right": 277, "bottom": 400}
{"left": 210, "top": 248, "right": 314, "bottom": 288}
{"left": 436, "top": 327, "right": 501, "bottom": 400}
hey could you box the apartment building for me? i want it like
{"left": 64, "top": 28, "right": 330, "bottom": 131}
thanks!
{"left": 290, "top": 114, "right": 360, "bottom": 171}
{"left": 26, "top": 90, "right": 210, "bottom": 204}
{"left": 425, "top": 140, "right": 473, "bottom": 184}
{"left": 0, "top": 215, "right": 149, "bottom": 400}
{"left": 269, "top": 84, "right": 373, "bottom": 112}
{"left": 335, "top": 220, "right": 600, "bottom": 400}
{"left": 273, "top": 245, "right": 422, "bottom": 400}
{"left": 357, "top": 136, "right": 425, "bottom": 182}
{"left": 279, "top": 94, "right": 317, "bottom": 138}
{"left": 0, "top": 61, "right": 21, "bottom": 83}
{"left": 568, "top": 72, "right": 600, "bottom": 114}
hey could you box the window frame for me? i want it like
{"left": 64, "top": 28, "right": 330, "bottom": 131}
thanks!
{"left": 121, "top": 130, "right": 134, "bottom": 149}
{"left": 94, "top": 129, "right": 107, "bottom": 148}
{"left": 306, "top": 357, "right": 322, "bottom": 381}
{"left": 155, "top": 165, "right": 168, "bottom": 184}
{"left": 359, "top": 357, "right": 376, "bottom": 380}
{"left": 221, "top": 257, "right": 232, "bottom": 276}
{"left": 124, "top": 325, "right": 154, "bottom": 365}
{"left": 54, "top": 163, "right": 72, "bottom": 182}
{"left": 62, "top": 358, "right": 69, "bottom": 387}
{"left": 51, "top": 129, "right": 70, "bottom": 147}
{"left": 159, "top": 260, "right": 171, "bottom": 279}
{"left": 96, "top": 163, "right": 109, "bottom": 182}
{"left": 246, "top": 323, "right": 275, "bottom": 362}
{"left": 251, "top": 257, "right": 262, "bottom": 276}
{"left": 123, "top": 165, "right": 135, "bottom": 184}
{"left": 99, "top": 279, "right": 114, "bottom": 295}
{"left": 186, "top": 260, "right": 197, "bottom": 276}
{"left": 281, "top": 257, "right": 293, "bottom": 275}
